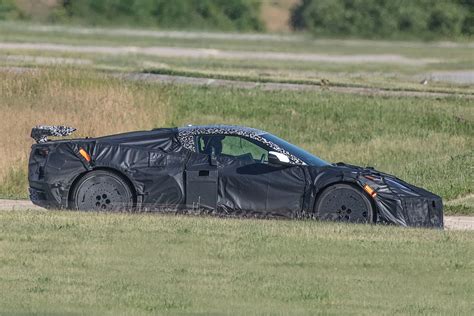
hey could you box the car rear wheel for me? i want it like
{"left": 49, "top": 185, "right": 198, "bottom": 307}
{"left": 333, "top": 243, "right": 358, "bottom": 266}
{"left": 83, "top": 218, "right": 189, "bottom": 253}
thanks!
{"left": 71, "top": 170, "right": 134, "bottom": 211}
{"left": 315, "top": 183, "right": 374, "bottom": 223}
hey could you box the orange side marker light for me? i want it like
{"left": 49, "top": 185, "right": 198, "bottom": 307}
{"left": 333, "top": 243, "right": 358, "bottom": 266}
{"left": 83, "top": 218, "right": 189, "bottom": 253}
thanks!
{"left": 79, "top": 148, "right": 91, "bottom": 162}
{"left": 364, "top": 184, "right": 377, "bottom": 198}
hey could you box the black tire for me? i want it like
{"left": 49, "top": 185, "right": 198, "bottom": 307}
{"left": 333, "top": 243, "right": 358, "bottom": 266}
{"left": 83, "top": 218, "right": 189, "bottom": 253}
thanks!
{"left": 70, "top": 170, "right": 134, "bottom": 211}
{"left": 315, "top": 183, "right": 374, "bottom": 223}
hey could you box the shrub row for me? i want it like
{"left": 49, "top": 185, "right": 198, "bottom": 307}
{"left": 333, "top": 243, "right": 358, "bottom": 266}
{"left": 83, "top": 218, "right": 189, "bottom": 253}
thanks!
{"left": 291, "top": 0, "right": 473, "bottom": 39}
{"left": 2, "top": 0, "right": 472, "bottom": 39}
{"left": 52, "top": 0, "right": 263, "bottom": 31}
{"left": 0, "top": 0, "right": 20, "bottom": 20}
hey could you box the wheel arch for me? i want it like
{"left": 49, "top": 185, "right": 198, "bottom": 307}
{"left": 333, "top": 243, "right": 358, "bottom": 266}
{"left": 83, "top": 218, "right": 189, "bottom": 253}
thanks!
{"left": 312, "top": 180, "right": 378, "bottom": 222}
{"left": 67, "top": 167, "right": 138, "bottom": 208}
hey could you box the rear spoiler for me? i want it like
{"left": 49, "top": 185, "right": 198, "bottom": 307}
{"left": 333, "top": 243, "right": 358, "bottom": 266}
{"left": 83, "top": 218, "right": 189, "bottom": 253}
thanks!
{"left": 31, "top": 125, "right": 76, "bottom": 143}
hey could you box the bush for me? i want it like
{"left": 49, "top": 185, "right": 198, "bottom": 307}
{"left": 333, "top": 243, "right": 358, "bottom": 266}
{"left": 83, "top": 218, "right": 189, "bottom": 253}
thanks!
{"left": 56, "top": 0, "right": 264, "bottom": 32}
{"left": 0, "top": 0, "right": 20, "bottom": 20}
{"left": 291, "top": 0, "right": 473, "bottom": 39}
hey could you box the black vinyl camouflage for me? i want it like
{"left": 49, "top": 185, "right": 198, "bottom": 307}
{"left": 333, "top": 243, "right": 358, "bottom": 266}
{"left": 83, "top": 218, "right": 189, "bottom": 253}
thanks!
{"left": 28, "top": 125, "right": 443, "bottom": 228}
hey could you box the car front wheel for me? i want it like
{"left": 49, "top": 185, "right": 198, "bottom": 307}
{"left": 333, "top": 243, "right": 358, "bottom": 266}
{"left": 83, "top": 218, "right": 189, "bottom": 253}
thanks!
{"left": 315, "top": 183, "right": 374, "bottom": 223}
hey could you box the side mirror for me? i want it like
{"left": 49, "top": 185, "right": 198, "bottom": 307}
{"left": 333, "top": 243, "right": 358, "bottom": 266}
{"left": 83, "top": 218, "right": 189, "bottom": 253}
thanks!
{"left": 268, "top": 151, "right": 291, "bottom": 165}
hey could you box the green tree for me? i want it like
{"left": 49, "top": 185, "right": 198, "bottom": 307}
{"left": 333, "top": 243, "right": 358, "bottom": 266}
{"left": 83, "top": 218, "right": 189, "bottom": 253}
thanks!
{"left": 0, "top": 0, "right": 20, "bottom": 20}
{"left": 60, "top": 0, "right": 264, "bottom": 31}
{"left": 291, "top": 0, "right": 473, "bottom": 39}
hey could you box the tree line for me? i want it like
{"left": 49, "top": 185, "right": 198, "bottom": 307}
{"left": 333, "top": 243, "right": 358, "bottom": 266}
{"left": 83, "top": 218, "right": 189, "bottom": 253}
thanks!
{"left": 291, "top": 0, "right": 473, "bottom": 39}
{"left": 0, "top": 0, "right": 472, "bottom": 39}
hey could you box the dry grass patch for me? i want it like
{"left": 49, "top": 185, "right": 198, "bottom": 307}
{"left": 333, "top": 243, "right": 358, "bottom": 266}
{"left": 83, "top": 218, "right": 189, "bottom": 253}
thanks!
{"left": 0, "top": 67, "right": 169, "bottom": 197}
{"left": 261, "top": 0, "right": 300, "bottom": 32}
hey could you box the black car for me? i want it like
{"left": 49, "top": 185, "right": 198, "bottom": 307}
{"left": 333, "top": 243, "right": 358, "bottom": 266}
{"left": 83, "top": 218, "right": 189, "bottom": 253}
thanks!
{"left": 28, "top": 125, "right": 443, "bottom": 228}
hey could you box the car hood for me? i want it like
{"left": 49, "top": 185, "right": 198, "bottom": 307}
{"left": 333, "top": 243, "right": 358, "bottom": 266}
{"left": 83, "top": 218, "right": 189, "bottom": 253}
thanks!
{"left": 329, "top": 161, "right": 439, "bottom": 197}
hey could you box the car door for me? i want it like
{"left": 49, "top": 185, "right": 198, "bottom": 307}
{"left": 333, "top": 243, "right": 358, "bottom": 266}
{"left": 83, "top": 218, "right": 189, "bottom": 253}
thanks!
{"left": 195, "top": 134, "right": 307, "bottom": 218}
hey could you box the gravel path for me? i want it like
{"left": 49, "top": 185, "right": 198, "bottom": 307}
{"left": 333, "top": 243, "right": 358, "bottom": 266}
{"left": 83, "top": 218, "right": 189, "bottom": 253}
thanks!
{"left": 0, "top": 42, "right": 439, "bottom": 65}
{"left": 3, "top": 66, "right": 469, "bottom": 98}
{"left": 0, "top": 199, "right": 471, "bottom": 230}
{"left": 18, "top": 24, "right": 474, "bottom": 49}
{"left": 123, "top": 72, "right": 473, "bottom": 98}
{"left": 429, "top": 71, "right": 474, "bottom": 85}
{"left": 444, "top": 216, "right": 474, "bottom": 231}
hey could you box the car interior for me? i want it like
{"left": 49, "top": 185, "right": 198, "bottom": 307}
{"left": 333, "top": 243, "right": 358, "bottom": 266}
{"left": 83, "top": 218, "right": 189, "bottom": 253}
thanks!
{"left": 196, "top": 135, "right": 269, "bottom": 164}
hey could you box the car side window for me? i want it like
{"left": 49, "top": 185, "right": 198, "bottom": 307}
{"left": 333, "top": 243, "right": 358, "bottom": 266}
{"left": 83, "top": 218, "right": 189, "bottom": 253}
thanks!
{"left": 196, "top": 135, "right": 269, "bottom": 163}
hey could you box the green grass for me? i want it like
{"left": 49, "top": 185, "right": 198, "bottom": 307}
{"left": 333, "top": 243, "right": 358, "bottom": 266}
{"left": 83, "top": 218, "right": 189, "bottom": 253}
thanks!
{"left": 0, "top": 22, "right": 472, "bottom": 315}
{"left": 143, "top": 67, "right": 474, "bottom": 95}
{"left": 1, "top": 22, "right": 473, "bottom": 58}
{"left": 2, "top": 49, "right": 473, "bottom": 94}
{"left": 165, "top": 85, "right": 474, "bottom": 206}
{"left": 445, "top": 195, "right": 474, "bottom": 215}
{"left": 0, "top": 21, "right": 473, "bottom": 93}
{"left": 0, "top": 69, "right": 472, "bottom": 213}
{"left": 0, "top": 210, "right": 472, "bottom": 314}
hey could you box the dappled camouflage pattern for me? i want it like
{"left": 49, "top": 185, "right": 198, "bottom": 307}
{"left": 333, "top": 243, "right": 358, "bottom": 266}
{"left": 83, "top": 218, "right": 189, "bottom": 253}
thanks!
{"left": 31, "top": 125, "right": 77, "bottom": 143}
{"left": 178, "top": 125, "right": 304, "bottom": 164}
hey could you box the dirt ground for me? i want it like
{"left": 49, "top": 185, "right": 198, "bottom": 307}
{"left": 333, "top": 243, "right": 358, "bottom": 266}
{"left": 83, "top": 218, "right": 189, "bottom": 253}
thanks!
{"left": 0, "top": 199, "right": 471, "bottom": 230}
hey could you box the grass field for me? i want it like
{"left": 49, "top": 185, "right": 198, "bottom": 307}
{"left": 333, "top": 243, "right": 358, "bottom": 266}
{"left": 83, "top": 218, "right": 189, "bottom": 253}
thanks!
{"left": 0, "top": 210, "right": 473, "bottom": 314}
{"left": 0, "top": 68, "right": 472, "bottom": 214}
{"left": 0, "top": 22, "right": 473, "bottom": 94}
{"left": 0, "top": 21, "right": 473, "bottom": 315}
{"left": 2, "top": 22, "right": 473, "bottom": 57}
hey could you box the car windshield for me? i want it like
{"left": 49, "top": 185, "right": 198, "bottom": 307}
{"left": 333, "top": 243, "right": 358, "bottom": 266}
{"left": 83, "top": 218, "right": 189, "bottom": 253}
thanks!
{"left": 261, "top": 133, "right": 330, "bottom": 167}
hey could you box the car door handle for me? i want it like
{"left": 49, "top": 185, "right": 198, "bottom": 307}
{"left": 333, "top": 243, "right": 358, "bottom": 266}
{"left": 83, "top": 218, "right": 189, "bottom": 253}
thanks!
{"left": 198, "top": 170, "right": 210, "bottom": 177}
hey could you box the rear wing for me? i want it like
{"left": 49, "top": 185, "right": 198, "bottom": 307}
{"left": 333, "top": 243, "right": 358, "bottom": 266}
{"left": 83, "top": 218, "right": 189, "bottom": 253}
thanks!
{"left": 31, "top": 125, "right": 76, "bottom": 143}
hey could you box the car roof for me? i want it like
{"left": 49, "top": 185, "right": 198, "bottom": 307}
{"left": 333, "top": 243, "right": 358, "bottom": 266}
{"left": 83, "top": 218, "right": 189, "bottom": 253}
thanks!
{"left": 177, "top": 124, "right": 266, "bottom": 136}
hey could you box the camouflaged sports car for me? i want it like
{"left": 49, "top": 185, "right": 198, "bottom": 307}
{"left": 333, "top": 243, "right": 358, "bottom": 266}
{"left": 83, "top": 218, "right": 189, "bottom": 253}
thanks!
{"left": 28, "top": 125, "right": 443, "bottom": 228}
